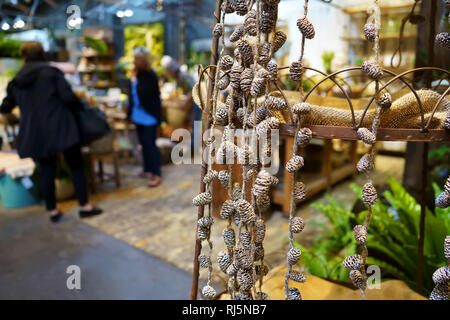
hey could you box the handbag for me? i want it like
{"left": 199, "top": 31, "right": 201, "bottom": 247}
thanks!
{"left": 76, "top": 102, "right": 111, "bottom": 145}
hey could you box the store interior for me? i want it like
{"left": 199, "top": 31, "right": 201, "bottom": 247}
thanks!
{"left": 0, "top": 0, "right": 449, "bottom": 300}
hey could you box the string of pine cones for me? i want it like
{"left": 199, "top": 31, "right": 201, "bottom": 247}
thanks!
{"left": 429, "top": 236, "right": 450, "bottom": 300}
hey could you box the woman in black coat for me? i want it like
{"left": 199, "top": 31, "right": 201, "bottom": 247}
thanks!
{"left": 128, "top": 47, "right": 162, "bottom": 187}
{"left": 0, "top": 41, "right": 102, "bottom": 223}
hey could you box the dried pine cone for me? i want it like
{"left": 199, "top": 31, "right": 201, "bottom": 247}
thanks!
{"left": 254, "top": 243, "right": 265, "bottom": 261}
{"left": 444, "top": 176, "right": 450, "bottom": 194}
{"left": 230, "top": 25, "right": 245, "bottom": 42}
{"left": 234, "top": 247, "right": 253, "bottom": 270}
{"left": 235, "top": 291, "right": 253, "bottom": 300}
{"left": 363, "top": 22, "right": 377, "bottom": 42}
{"left": 287, "top": 247, "right": 302, "bottom": 265}
{"left": 357, "top": 153, "right": 374, "bottom": 173}
{"left": 432, "top": 266, "right": 450, "bottom": 285}
{"left": 258, "top": 43, "right": 272, "bottom": 66}
{"left": 294, "top": 182, "right": 307, "bottom": 202}
{"left": 221, "top": 1, "right": 235, "bottom": 14}
{"left": 361, "top": 61, "right": 383, "bottom": 80}
{"left": 198, "top": 216, "right": 214, "bottom": 228}
{"left": 234, "top": 0, "right": 248, "bottom": 16}
{"left": 237, "top": 269, "right": 254, "bottom": 290}
{"left": 261, "top": 0, "right": 279, "bottom": 12}
{"left": 289, "top": 270, "right": 306, "bottom": 283}
{"left": 289, "top": 61, "right": 304, "bottom": 81}
{"left": 267, "top": 60, "right": 278, "bottom": 81}
{"left": 256, "top": 193, "right": 271, "bottom": 211}
{"left": 223, "top": 228, "right": 236, "bottom": 250}
{"left": 272, "top": 30, "right": 287, "bottom": 53}
{"left": 435, "top": 192, "right": 450, "bottom": 209}
{"left": 260, "top": 10, "right": 277, "bottom": 33}
{"left": 203, "top": 170, "right": 218, "bottom": 184}
{"left": 215, "top": 107, "right": 229, "bottom": 125}
{"left": 362, "top": 182, "right": 378, "bottom": 206}
{"left": 430, "top": 283, "right": 450, "bottom": 300}
{"left": 379, "top": 92, "right": 392, "bottom": 109}
{"left": 287, "top": 287, "right": 302, "bottom": 300}
{"left": 297, "top": 16, "right": 315, "bottom": 39}
{"left": 226, "top": 263, "right": 238, "bottom": 276}
{"left": 255, "top": 264, "right": 269, "bottom": 276}
{"left": 198, "top": 226, "right": 210, "bottom": 240}
{"left": 296, "top": 127, "right": 312, "bottom": 147}
{"left": 254, "top": 219, "right": 266, "bottom": 243}
{"left": 193, "top": 192, "right": 212, "bottom": 206}
{"left": 220, "top": 200, "right": 235, "bottom": 219}
{"left": 237, "top": 40, "right": 254, "bottom": 66}
{"left": 255, "top": 292, "right": 271, "bottom": 300}
{"left": 357, "top": 127, "right": 376, "bottom": 145}
{"left": 435, "top": 32, "right": 450, "bottom": 50}
{"left": 250, "top": 69, "right": 269, "bottom": 97}
{"left": 252, "top": 170, "right": 273, "bottom": 197}
{"left": 213, "top": 24, "right": 223, "bottom": 37}
{"left": 444, "top": 112, "right": 450, "bottom": 130}
{"left": 343, "top": 254, "right": 364, "bottom": 270}
{"left": 216, "top": 141, "right": 236, "bottom": 164}
{"left": 286, "top": 155, "right": 304, "bottom": 173}
{"left": 349, "top": 269, "right": 366, "bottom": 290}
{"left": 220, "top": 55, "right": 234, "bottom": 71}
{"left": 265, "top": 95, "right": 288, "bottom": 111}
{"left": 218, "top": 170, "right": 230, "bottom": 188}
{"left": 235, "top": 199, "right": 255, "bottom": 224}
{"left": 198, "top": 254, "right": 211, "bottom": 268}
{"left": 230, "top": 66, "right": 244, "bottom": 89}
{"left": 217, "top": 250, "right": 232, "bottom": 272}
{"left": 238, "top": 145, "right": 253, "bottom": 165}
{"left": 256, "top": 117, "right": 279, "bottom": 137}
{"left": 240, "top": 230, "right": 252, "bottom": 249}
{"left": 445, "top": 236, "right": 450, "bottom": 260}
{"left": 240, "top": 68, "right": 254, "bottom": 92}
{"left": 290, "top": 216, "right": 305, "bottom": 233}
{"left": 233, "top": 182, "right": 243, "bottom": 201}
{"left": 353, "top": 225, "right": 367, "bottom": 244}
{"left": 244, "top": 10, "right": 258, "bottom": 36}
{"left": 201, "top": 285, "right": 216, "bottom": 299}
{"left": 247, "top": 106, "right": 268, "bottom": 128}
{"left": 292, "top": 102, "right": 311, "bottom": 115}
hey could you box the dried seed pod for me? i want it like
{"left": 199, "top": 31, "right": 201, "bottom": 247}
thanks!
{"left": 247, "top": 106, "right": 268, "bottom": 128}
{"left": 217, "top": 74, "right": 230, "bottom": 91}
{"left": 436, "top": 192, "right": 450, "bottom": 209}
{"left": 287, "top": 247, "right": 302, "bottom": 265}
{"left": 197, "top": 226, "right": 210, "bottom": 240}
{"left": 261, "top": 0, "right": 279, "bottom": 12}
{"left": 290, "top": 216, "right": 305, "bottom": 233}
{"left": 203, "top": 170, "right": 218, "bottom": 185}
{"left": 379, "top": 92, "right": 392, "bottom": 109}
{"left": 296, "top": 127, "right": 312, "bottom": 147}
{"left": 287, "top": 287, "right": 302, "bottom": 300}
{"left": 201, "top": 285, "right": 216, "bottom": 299}
{"left": 444, "top": 176, "right": 450, "bottom": 194}
{"left": 289, "top": 270, "right": 306, "bottom": 283}
{"left": 254, "top": 243, "right": 265, "bottom": 261}
{"left": 363, "top": 22, "right": 377, "bottom": 42}
{"left": 252, "top": 170, "right": 273, "bottom": 197}
{"left": 256, "top": 193, "right": 271, "bottom": 211}
{"left": 265, "top": 95, "right": 288, "bottom": 111}
{"left": 349, "top": 270, "right": 366, "bottom": 290}
{"left": 256, "top": 117, "right": 280, "bottom": 137}
{"left": 226, "top": 263, "right": 238, "bottom": 276}
{"left": 250, "top": 69, "right": 269, "bottom": 97}
{"left": 289, "top": 61, "right": 304, "bottom": 81}
{"left": 445, "top": 236, "right": 450, "bottom": 260}
{"left": 286, "top": 155, "right": 305, "bottom": 173}
{"left": 223, "top": 227, "right": 236, "bottom": 250}
{"left": 342, "top": 254, "right": 364, "bottom": 270}
{"left": 361, "top": 61, "right": 383, "bottom": 80}
{"left": 255, "top": 292, "right": 271, "bottom": 300}
{"left": 357, "top": 127, "right": 376, "bottom": 145}
{"left": 235, "top": 199, "right": 256, "bottom": 224}
{"left": 435, "top": 32, "right": 450, "bottom": 50}
{"left": 198, "top": 254, "right": 211, "bottom": 268}
{"left": 266, "top": 60, "right": 278, "bottom": 81}
{"left": 244, "top": 10, "right": 258, "bottom": 36}
{"left": 357, "top": 153, "right": 374, "bottom": 173}
{"left": 235, "top": 291, "right": 253, "bottom": 300}
{"left": 234, "top": 247, "right": 253, "bottom": 270}
{"left": 218, "top": 170, "right": 230, "bottom": 188}
{"left": 294, "top": 182, "right": 307, "bottom": 202}
{"left": 230, "top": 25, "right": 245, "bottom": 43}
{"left": 217, "top": 250, "right": 232, "bottom": 272}
{"left": 240, "top": 68, "right": 254, "bottom": 92}
{"left": 220, "top": 200, "right": 235, "bottom": 219}
{"left": 198, "top": 216, "right": 214, "bottom": 228}
{"left": 430, "top": 283, "right": 450, "bottom": 300}
{"left": 237, "top": 40, "right": 254, "bottom": 66}
{"left": 362, "top": 182, "right": 378, "bottom": 206}
{"left": 230, "top": 65, "right": 244, "bottom": 89}
{"left": 260, "top": 10, "right": 277, "bottom": 33}
{"left": 220, "top": 55, "right": 234, "bottom": 71}
{"left": 258, "top": 43, "right": 272, "bottom": 66}
{"left": 236, "top": 107, "right": 246, "bottom": 124}
{"left": 215, "top": 107, "right": 229, "bottom": 125}
{"left": 270, "top": 175, "right": 279, "bottom": 185}
{"left": 444, "top": 112, "right": 450, "bottom": 130}
{"left": 237, "top": 269, "right": 254, "bottom": 290}
{"left": 272, "top": 30, "right": 287, "bottom": 53}
{"left": 353, "top": 225, "right": 367, "bottom": 244}
{"left": 193, "top": 192, "right": 212, "bottom": 206}
{"left": 254, "top": 219, "right": 266, "bottom": 243}
{"left": 234, "top": 0, "right": 248, "bottom": 16}
{"left": 221, "top": 1, "right": 235, "bottom": 14}
{"left": 240, "top": 230, "right": 252, "bottom": 249}
{"left": 255, "top": 264, "right": 269, "bottom": 276}
{"left": 292, "top": 102, "right": 311, "bottom": 115}
{"left": 233, "top": 182, "right": 243, "bottom": 201}
{"left": 238, "top": 145, "right": 253, "bottom": 165}
{"left": 432, "top": 266, "right": 450, "bottom": 285}
{"left": 213, "top": 24, "right": 223, "bottom": 37}
{"left": 216, "top": 141, "right": 236, "bottom": 164}
{"left": 297, "top": 16, "right": 315, "bottom": 39}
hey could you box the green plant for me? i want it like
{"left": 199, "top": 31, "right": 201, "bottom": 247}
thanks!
{"left": 0, "top": 34, "right": 22, "bottom": 58}
{"left": 83, "top": 36, "right": 108, "bottom": 55}
{"left": 321, "top": 51, "right": 334, "bottom": 74}
{"left": 295, "top": 177, "right": 448, "bottom": 295}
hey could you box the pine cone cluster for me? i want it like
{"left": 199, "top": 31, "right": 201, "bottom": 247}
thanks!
{"left": 290, "top": 216, "right": 305, "bottom": 233}
{"left": 444, "top": 176, "right": 450, "bottom": 194}
{"left": 255, "top": 292, "right": 270, "bottom": 300}
{"left": 287, "top": 247, "right": 302, "bottom": 265}
{"left": 289, "top": 61, "right": 304, "bottom": 81}
{"left": 237, "top": 40, "right": 254, "bottom": 66}
{"left": 215, "top": 108, "right": 229, "bottom": 125}
{"left": 238, "top": 145, "right": 254, "bottom": 165}
{"left": 356, "top": 153, "right": 374, "bottom": 173}
{"left": 430, "top": 283, "right": 450, "bottom": 300}
{"left": 435, "top": 32, "right": 450, "bottom": 50}
{"left": 250, "top": 69, "right": 269, "bottom": 96}
{"left": 357, "top": 127, "right": 376, "bottom": 145}
{"left": 353, "top": 225, "right": 367, "bottom": 244}
{"left": 342, "top": 254, "right": 364, "bottom": 270}
{"left": 362, "top": 182, "right": 378, "bottom": 206}
{"left": 234, "top": 247, "right": 253, "bottom": 270}
{"left": 286, "top": 155, "right": 305, "bottom": 173}
{"left": 197, "top": 225, "right": 210, "bottom": 240}
{"left": 297, "top": 17, "right": 315, "bottom": 39}
{"left": 294, "top": 182, "right": 307, "bottom": 202}
{"left": 193, "top": 192, "right": 212, "bottom": 206}
{"left": 292, "top": 102, "right": 311, "bottom": 115}
{"left": 265, "top": 95, "right": 288, "bottom": 111}
{"left": 254, "top": 244, "right": 265, "bottom": 260}
{"left": 255, "top": 264, "right": 269, "bottom": 276}
{"left": 361, "top": 61, "right": 383, "bottom": 80}
{"left": 379, "top": 92, "right": 392, "bottom": 109}
{"left": 213, "top": 24, "right": 223, "bottom": 37}
{"left": 272, "top": 31, "right": 287, "bottom": 53}
{"left": 240, "top": 68, "right": 254, "bottom": 92}
{"left": 296, "top": 127, "right": 312, "bottom": 147}
{"left": 363, "top": 22, "right": 377, "bottom": 42}
{"left": 223, "top": 227, "right": 236, "bottom": 249}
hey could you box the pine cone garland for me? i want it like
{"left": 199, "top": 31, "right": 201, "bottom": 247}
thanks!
{"left": 265, "top": 95, "right": 288, "bottom": 111}
{"left": 361, "top": 61, "right": 383, "bottom": 80}
{"left": 218, "top": 250, "right": 232, "bottom": 272}
{"left": 286, "top": 155, "right": 304, "bottom": 173}
{"left": 235, "top": 0, "right": 248, "bottom": 16}
{"left": 296, "top": 127, "right": 312, "bottom": 147}
{"left": 272, "top": 31, "right": 287, "bottom": 53}
{"left": 363, "top": 23, "right": 377, "bottom": 42}
{"left": 290, "top": 216, "right": 305, "bottom": 233}
{"left": 297, "top": 17, "right": 315, "bottom": 39}
{"left": 349, "top": 270, "right": 366, "bottom": 290}
{"left": 213, "top": 24, "right": 223, "bottom": 37}
{"left": 435, "top": 32, "right": 450, "bottom": 50}
{"left": 362, "top": 182, "right": 378, "bottom": 206}
{"left": 342, "top": 254, "right": 364, "bottom": 270}
{"left": 220, "top": 55, "right": 234, "bottom": 71}
{"left": 432, "top": 266, "right": 450, "bottom": 285}
{"left": 266, "top": 60, "right": 278, "bottom": 81}
{"left": 198, "top": 254, "right": 211, "bottom": 268}
{"left": 287, "top": 287, "right": 302, "bottom": 300}
{"left": 254, "top": 219, "right": 266, "bottom": 243}
{"left": 223, "top": 227, "right": 236, "bottom": 250}
{"left": 445, "top": 236, "right": 450, "bottom": 260}
{"left": 289, "top": 61, "right": 304, "bottom": 81}
{"left": 203, "top": 170, "right": 218, "bottom": 185}
{"left": 237, "top": 40, "right": 254, "bottom": 66}
{"left": 379, "top": 92, "right": 392, "bottom": 109}
{"left": 436, "top": 192, "right": 450, "bottom": 209}
{"left": 202, "top": 285, "right": 216, "bottom": 299}
{"left": 240, "top": 68, "right": 254, "bottom": 92}
{"left": 220, "top": 200, "right": 235, "bottom": 219}
{"left": 235, "top": 199, "right": 256, "bottom": 224}
{"left": 357, "top": 153, "right": 374, "bottom": 173}
{"left": 240, "top": 230, "right": 252, "bottom": 249}
{"left": 193, "top": 192, "right": 212, "bottom": 206}
{"left": 230, "top": 66, "right": 244, "bottom": 89}
{"left": 287, "top": 247, "right": 302, "bottom": 265}
{"left": 353, "top": 225, "right": 367, "bottom": 244}
{"left": 218, "top": 170, "right": 230, "bottom": 187}
{"left": 357, "top": 127, "right": 376, "bottom": 145}
{"left": 292, "top": 102, "right": 311, "bottom": 115}
{"left": 289, "top": 270, "right": 306, "bottom": 283}
{"left": 294, "top": 182, "right": 307, "bottom": 202}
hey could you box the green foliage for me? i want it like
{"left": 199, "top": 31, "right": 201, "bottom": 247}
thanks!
{"left": 428, "top": 145, "right": 450, "bottom": 160}
{"left": 321, "top": 51, "right": 334, "bottom": 74}
{"left": 0, "top": 34, "right": 22, "bottom": 58}
{"left": 186, "top": 46, "right": 210, "bottom": 70}
{"left": 84, "top": 37, "right": 108, "bottom": 55}
{"left": 295, "top": 177, "right": 448, "bottom": 295}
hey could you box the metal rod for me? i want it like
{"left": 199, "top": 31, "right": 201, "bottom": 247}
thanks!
{"left": 417, "top": 141, "right": 428, "bottom": 295}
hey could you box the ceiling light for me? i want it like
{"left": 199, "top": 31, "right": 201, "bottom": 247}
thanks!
{"left": 13, "top": 17, "right": 25, "bottom": 29}
{"left": 124, "top": 9, "right": 133, "bottom": 17}
{"left": 116, "top": 10, "right": 124, "bottom": 18}
{"left": 1, "top": 21, "right": 10, "bottom": 31}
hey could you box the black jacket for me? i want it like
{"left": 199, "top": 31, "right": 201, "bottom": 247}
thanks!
{"left": 0, "top": 62, "right": 83, "bottom": 159}
{"left": 127, "top": 69, "right": 162, "bottom": 125}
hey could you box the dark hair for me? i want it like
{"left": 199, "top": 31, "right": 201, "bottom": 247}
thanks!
{"left": 19, "top": 41, "right": 46, "bottom": 62}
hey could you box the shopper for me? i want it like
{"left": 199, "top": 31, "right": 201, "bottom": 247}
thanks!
{"left": 128, "top": 47, "right": 162, "bottom": 187}
{"left": 0, "top": 41, "right": 102, "bottom": 223}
